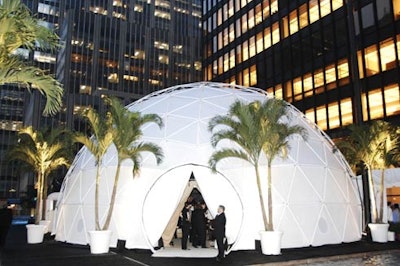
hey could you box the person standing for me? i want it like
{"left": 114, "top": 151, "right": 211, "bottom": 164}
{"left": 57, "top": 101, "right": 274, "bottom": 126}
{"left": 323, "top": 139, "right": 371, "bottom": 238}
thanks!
{"left": 393, "top": 203, "right": 400, "bottom": 223}
{"left": 213, "top": 205, "right": 226, "bottom": 262}
{"left": 181, "top": 203, "right": 192, "bottom": 250}
{"left": 191, "top": 203, "right": 207, "bottom": 248}
{"left": 387, "top": 201, "right": 393, "bottom": 223}
{"left": 0, "top": 205, "right": 13, "bottom": 248}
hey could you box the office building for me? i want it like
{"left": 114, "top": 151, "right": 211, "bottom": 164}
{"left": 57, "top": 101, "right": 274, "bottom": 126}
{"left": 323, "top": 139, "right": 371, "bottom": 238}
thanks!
{"left": 0, "top": 0, "right": 202, "bottom": 200}
{"left": 202, "top": 0, "right": 400, "bottom": 137}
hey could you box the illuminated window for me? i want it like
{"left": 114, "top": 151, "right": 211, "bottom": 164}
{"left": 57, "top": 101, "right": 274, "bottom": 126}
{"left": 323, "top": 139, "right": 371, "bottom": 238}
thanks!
{"left": 303, "top": 73, "right": 313, "bottom": 97}
{"left": 154, "top": 41, "right": 169, "bottom": 51}
{"left": 275, "top": 85, "right": 283, "bottom": 99}
{"left": 293, "top": 77, "right": 302, "bottom": 100}
{"left": 362, "top": 89, "right": 384, "bottom": 120}
{"left": 384, "top": 84, "right": 400, "bottom": 116}
{"left": 314, "top": 70, "right": 324, "bottom": 88}
{"left": 241, "top": 0, "right": 247, "bottom": 9}
{"left": 89, "top": 6, "right": 108, "bottom": 15}
{"left": 357, "top": 50, "right": 364, "bottom": 78}
{"left": 243, "top": 68, "right": 250, "bottom": 86}
{"left": 272, "top": 22, "right": 280, "bottom": 44}
{"left": 320, "top": 0, "right": 331, "bottom": 17}
{"left": 195, "top": 61, "right": 202, "bottom": 71}
{"left": 223, "top": 53, "right": 229, "bottom": 72}
{"left": 242, "top": 40, "right": 249, "bottom": 61}
{"left": 282, "top": 17, "right": 289, "bottom": 38}
{"left": 134, "top": 5, "right": 143, "bottom": 12}
{"left": 255, "top": 4, "right": 263, "bottom": 25}
{"left": 309, "top": 0, "right": 320, "bottom": 24}
{"left": 327, "top": 102, "right": 340, "bottom": 129}
{"left": 173, "top": 45, "right": 183, "bottom": 54}
{"left": 236, "top": 19, "right": 241, "bottom": 38}
{"left": 229, "top": 50, "right": 235, "bottom": 69}
{"left": 228, "top": 0, "right": 234, "bottom": 18}
{"left": 379, "top": 39, "right": 396, "bottom": 71}
{"left": 236, "top": 44, "right": 242, "bottom": 64}
{"left": 337, "top": 60, "right": 349, "bottom": 80}
{"left": 34, "top": 51, "right": 56, "bottom": 63}
{"left": 159, "top": 55, "right": 169, "bottom": 64}
{"left": 289, "top": 10, "right": 298, "bottom": 34}
{"left": 241, "top": 14, "right": 248, "bottom": 34}
{"left": 218, "top": 8, "right": 223, "bottom": 26}
{"left": 394, "top": 0, "right": 400, "bottom": 20}
{"left": 340, "top": 99, "right": 353, "bottom": 126}
{"left": 325, "top": 65, "right": 336, "bottom": 84}
{"left": 364, "top": 45, "right": 380, "bottom": 76}
{"left": 218, "top": 32, "right": 223, "bottom": 50}
{"left": 262, "top": 0, "right": 270, "bottom": 19}
{"left": 270, "top": 0, "right": 278, "bottom": 14}
{"left": 316, "top": 105, "right": 328, "bottom": 131}
{"left": 123, "top": 75, "right": 139, "bottom": 82}
{"left": 332, "top": 0, "right": 343, "bottom": 11}
{"left": 229, "top": 25, "right": 235, "bottom": 43}
{"left": 250, "top": 65, "right": 257, "bottom": 86}
{"left": 299, "top": 4, "right": 308, "bottom": 29}
{"left": 155, "top": 9, "right": 171, "bottom": 20}
{"left": 249, "top": 36, "right": 256, "bottom": 58}
{"left": 264, "top": 28, "right": 272, "bottom": 50}
{"left": 256, "top": 32, "right": 264, "bottom": 53}
{"left": 108, "top": 73, "right": 118, "bottom": 83}
{"left": 79, "top": 85, "right": 92, "bottom": 95}
{"left": 248, "top": 9, "right": 255, "bottom": 30}
{"left": 218, "top": 57, "right": 223, "bottom": 74}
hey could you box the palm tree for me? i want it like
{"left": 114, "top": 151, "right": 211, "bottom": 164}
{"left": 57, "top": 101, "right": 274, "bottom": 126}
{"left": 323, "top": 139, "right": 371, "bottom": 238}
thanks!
{"left": 209, "top": 99, "right": 307, "bottom": 231}
{"left": 101, "top": 97, "right": 164, "bottom": 230}
{"left": 337, "top": 121, "right": 400, "bottom": 223}
{"left": 8, "top": 126, "right": 70, "bottom": 224}
{"left": 0, "top": 0, "right": 63, "bottom": 115}
{"left": 74, "top": 108, "right": 114, "bottom": 230}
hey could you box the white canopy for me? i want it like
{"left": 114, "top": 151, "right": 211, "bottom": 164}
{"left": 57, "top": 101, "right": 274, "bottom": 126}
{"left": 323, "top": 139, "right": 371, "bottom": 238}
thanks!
{"left": 53, "top": 82, "right": 362, "bottom": 251}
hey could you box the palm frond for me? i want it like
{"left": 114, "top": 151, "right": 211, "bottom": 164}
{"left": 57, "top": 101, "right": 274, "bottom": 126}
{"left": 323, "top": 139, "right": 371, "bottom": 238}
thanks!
{"left": 209, "top": 148, "right": 252, "bottom": 172}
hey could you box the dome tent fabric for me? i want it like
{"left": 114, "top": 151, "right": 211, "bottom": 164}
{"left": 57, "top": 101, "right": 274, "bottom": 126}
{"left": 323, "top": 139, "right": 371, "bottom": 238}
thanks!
{"left": 53, "top": 82, "right": 362, "bottom": 251}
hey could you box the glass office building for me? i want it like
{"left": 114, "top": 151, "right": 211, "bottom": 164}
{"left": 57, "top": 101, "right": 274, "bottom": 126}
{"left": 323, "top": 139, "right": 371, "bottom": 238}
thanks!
{"left": 202, "top": 0, "right": 400, "bottom": 137}
{"left": 0, "top": 0, "right": 202, "bottom": 199}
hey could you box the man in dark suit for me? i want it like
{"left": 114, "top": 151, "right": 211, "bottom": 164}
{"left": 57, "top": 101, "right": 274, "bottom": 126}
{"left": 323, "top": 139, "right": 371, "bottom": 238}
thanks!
{"left": 0, "top": 205, "right": 13, "bottom": 248}
{"left": 213, "top": 205, "right": 226, "bottom": 262}
{"left": 191, "top": 203, "right": 207, "bottom": 248}
{"left": 181, "top": 203, "right": 192, "bottom": 250}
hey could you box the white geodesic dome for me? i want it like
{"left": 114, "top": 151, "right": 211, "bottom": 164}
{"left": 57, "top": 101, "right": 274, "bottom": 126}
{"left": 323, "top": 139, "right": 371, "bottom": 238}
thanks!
{"left": 54, "top": 82, "right": 362, "bottom": 251}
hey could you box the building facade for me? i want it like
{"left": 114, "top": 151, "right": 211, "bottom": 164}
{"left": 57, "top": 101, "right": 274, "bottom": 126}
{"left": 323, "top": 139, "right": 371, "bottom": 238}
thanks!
{"left": 202, "top": 0, "right": 400, "bottom": 137}
{"left": 0, "top": 0, "right": 202, "bottom": 201}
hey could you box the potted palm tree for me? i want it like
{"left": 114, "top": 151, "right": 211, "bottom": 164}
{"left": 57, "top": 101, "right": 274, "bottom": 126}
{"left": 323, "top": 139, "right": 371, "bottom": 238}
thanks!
{"left": 338, "top": 121, "right": 400, "bottom": 242}
{"left": 209, "top": 99, "right": 306, "bottom": 255}
{"left": 76, "top": 98, "right": 164, "bottom": 254}
{"left": 8, "top": 126, "right": 70, "bottom": 243}
{"left": 0, "top": 0, "right": 63, "bottom": 116}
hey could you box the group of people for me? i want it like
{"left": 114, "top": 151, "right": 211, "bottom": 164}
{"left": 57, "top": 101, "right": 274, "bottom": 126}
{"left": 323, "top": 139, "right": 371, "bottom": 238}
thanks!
{"left": 387, "top": 202, "right": 400, "bottom": 223}
{"left": 180, "top": 199, "right": 226, "bottom": 262}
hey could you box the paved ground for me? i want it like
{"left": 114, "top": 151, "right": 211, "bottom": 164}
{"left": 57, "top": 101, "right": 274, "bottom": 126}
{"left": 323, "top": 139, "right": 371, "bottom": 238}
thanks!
{"left": 1, "top": 225, "right": 400, "bottom": 266}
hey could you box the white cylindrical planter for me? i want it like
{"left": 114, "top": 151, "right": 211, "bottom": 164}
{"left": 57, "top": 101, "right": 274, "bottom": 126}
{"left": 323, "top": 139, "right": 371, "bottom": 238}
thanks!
{"left": 259, "top": 231, "right": 283, "bottom": 255}
{"left": 88, "top": 230, "right": 112, "bottom": 254}
{"left": 388, "top": 231, "right": 395, "bottom": 241}
{"left": 39, "top": 220, "right": 51, "bottom": 234}
{"left": 368, "top": 223, "right": 389, "bottom": 243}
{"left": 26, "top": 224, "right": 45, "bottom": 244}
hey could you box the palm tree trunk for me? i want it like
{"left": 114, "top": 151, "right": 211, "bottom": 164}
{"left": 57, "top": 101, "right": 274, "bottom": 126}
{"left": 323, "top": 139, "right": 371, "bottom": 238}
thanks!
{"left": 95, "top": 163, "right": 101, "bottom": 230}
{"left": 378, "top": 169, "right": 385, "bottom": 223}
{"left": 102, "top": 160, "right": 122, "bottom": 230}
{"left": 367, "top": 165, "right": 378, "bottom": 223}
{"left": 42, "top": 173, "right": 48, "bottom": 221}
{"left": 267, "top": 161, "right": 274, "bottom": 231}
{"left": 35, "top": 172, "right": 43, "bottom": 224}
{"left": 255, "top": 165, "right": 269, "bottom": 231}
